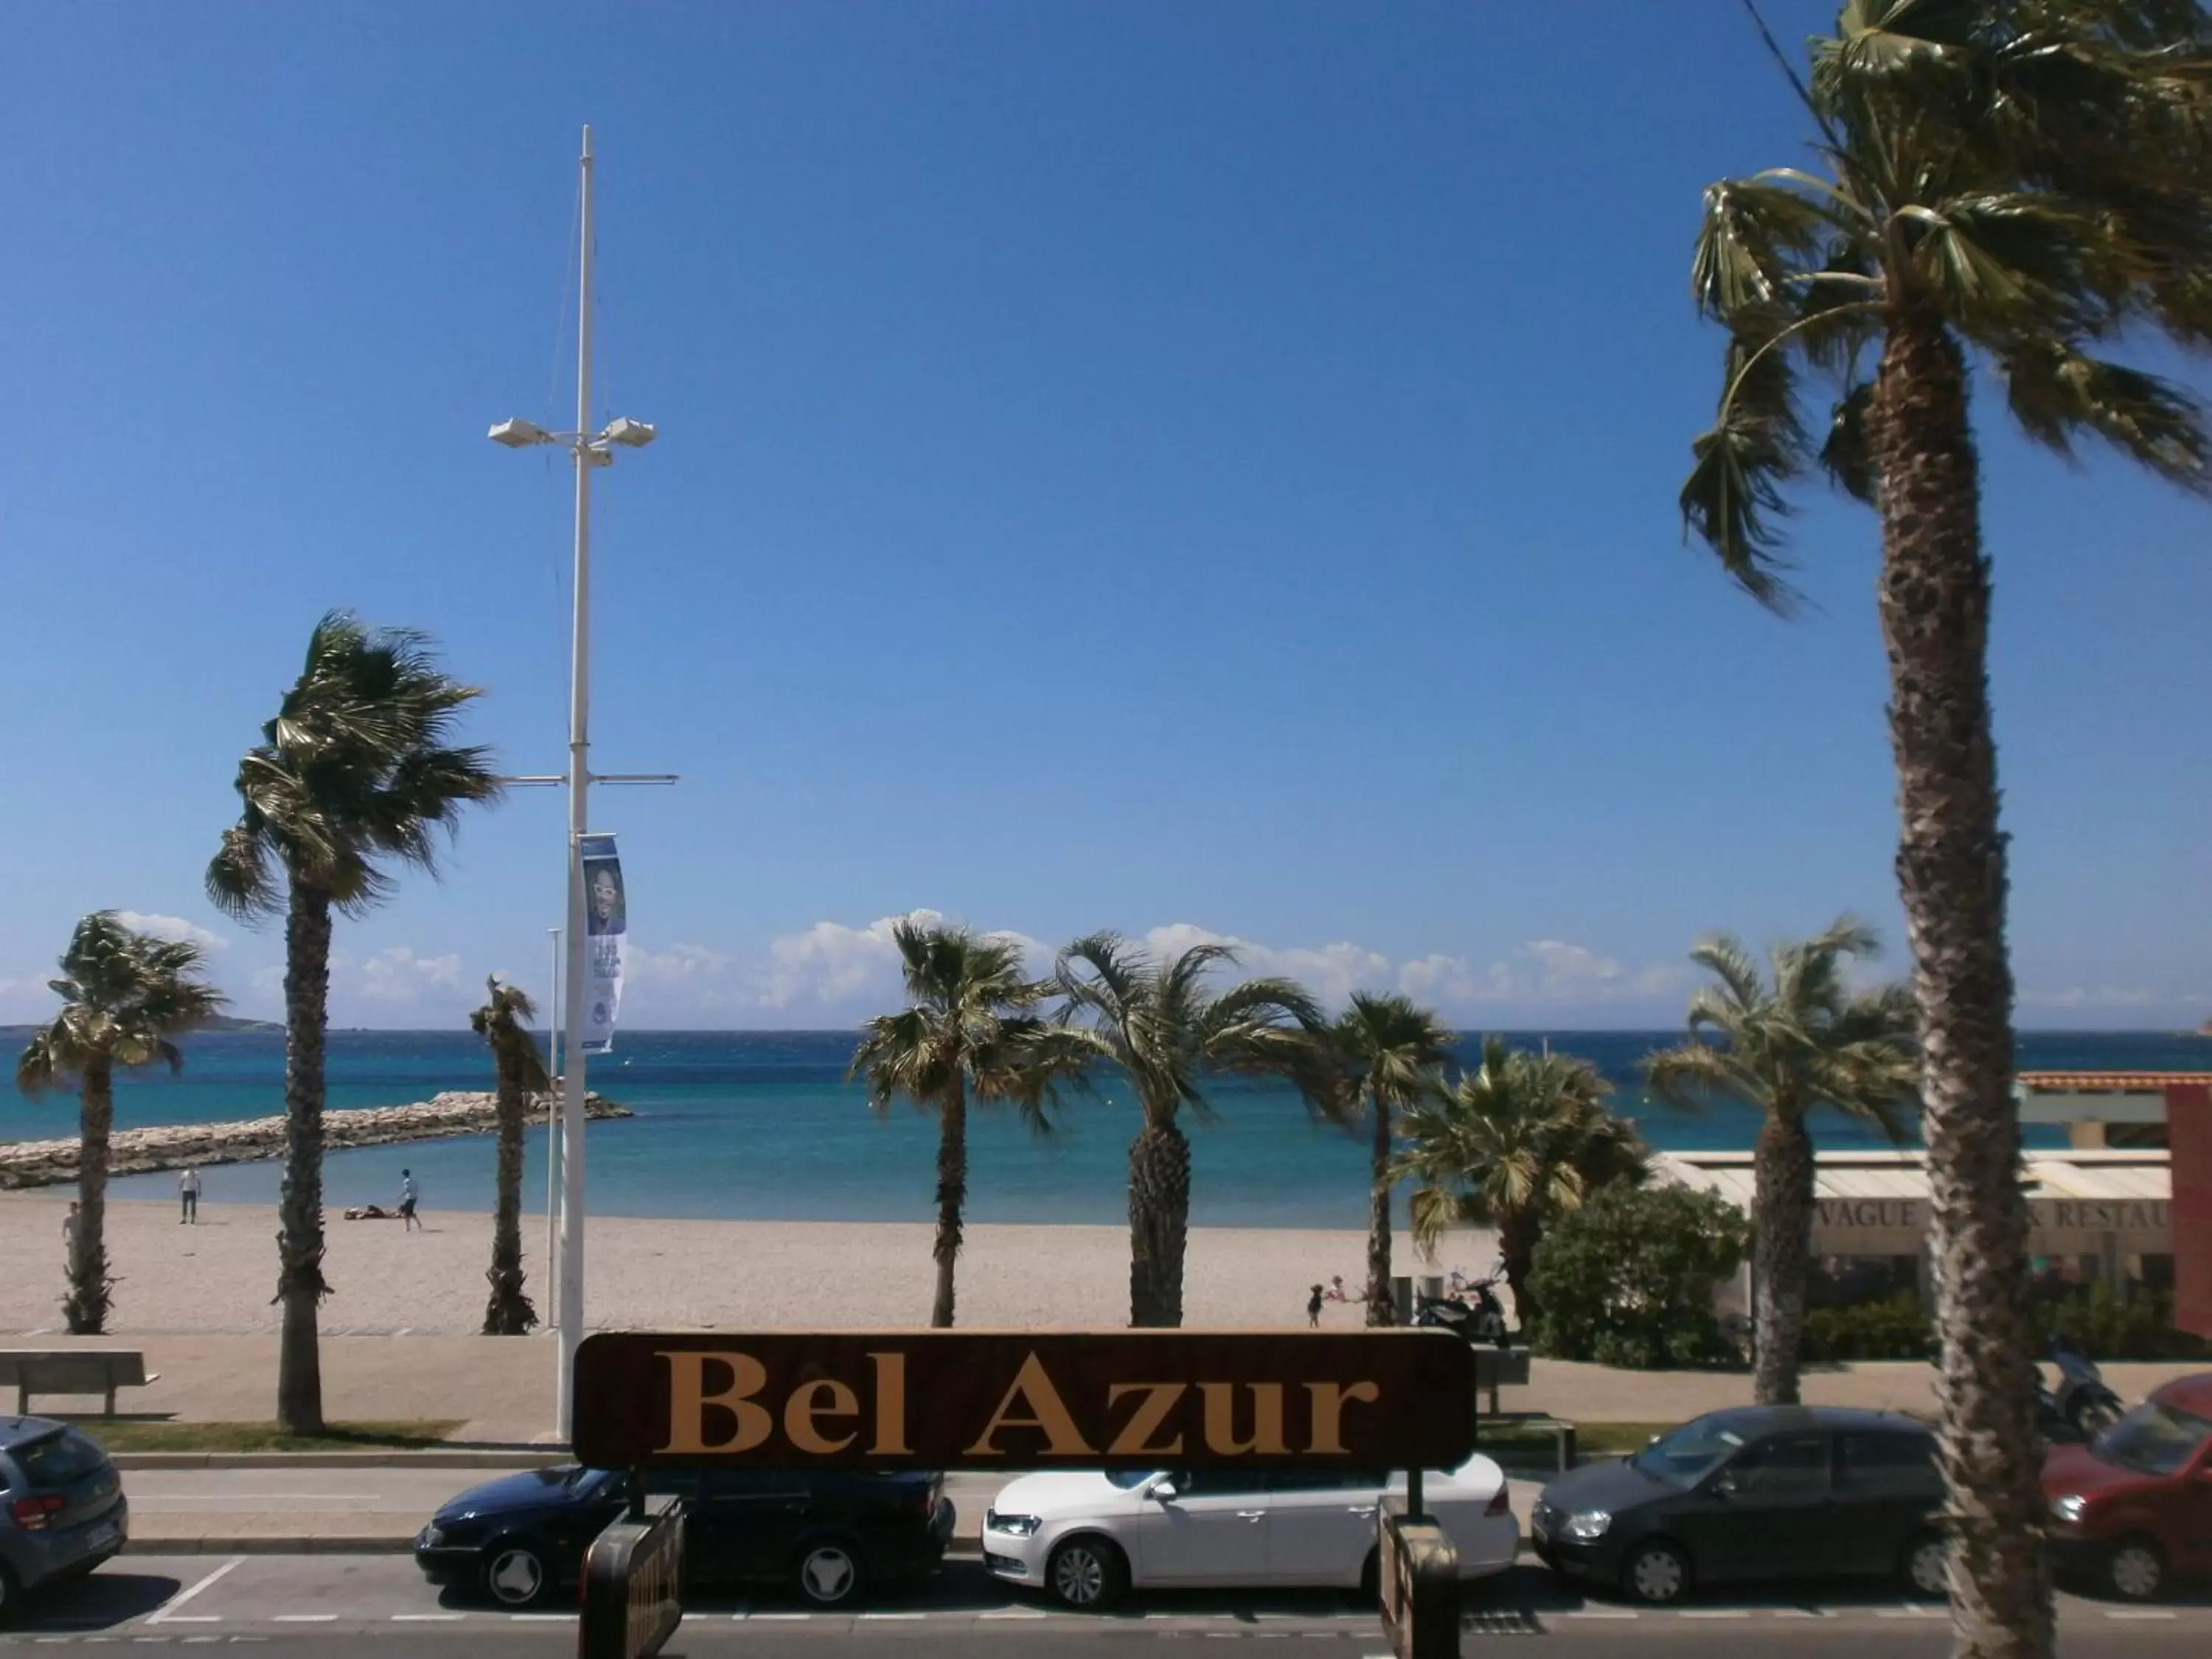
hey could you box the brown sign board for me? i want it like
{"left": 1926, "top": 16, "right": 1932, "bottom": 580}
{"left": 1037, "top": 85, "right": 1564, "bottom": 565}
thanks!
{"left": 573, "top": 1329, "right": 1475, "bottom": 1474}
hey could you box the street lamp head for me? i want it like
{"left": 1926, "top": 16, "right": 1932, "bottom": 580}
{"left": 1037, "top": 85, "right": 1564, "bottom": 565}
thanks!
{"left": 603, "top": 417, "right": 657, "bottom": 449}
{"left": 489, "top": 417, "right": 554, "bottom": 448}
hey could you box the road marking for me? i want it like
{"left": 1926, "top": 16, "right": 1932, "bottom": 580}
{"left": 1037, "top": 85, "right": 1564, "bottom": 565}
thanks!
{"left": 509, "top": 1613, "right": 576, "bottom": 1621}
{"left": 1877, "top": 1607, "right": 1947, "bottom": 1619}
{"left": 979, "top": 1610, "right": 1050, "bottom": 1619}
{"left": 1773, "top": 1608, "right": 1832, "bottom": 1618}
{"left": 1562, "top": 1610, "right": 1637, "bottom": 1619}
{"left": 1679, "top": 1610, "right": 1750, "bottom": 1619}
{"left": 858, "top": 1613, "right": 925, "bottom": 1621}
{"left": 2107, "top": 1610, "right": 2177, "bottom": 1620}
{"left": 270, "top": 1616, "right": 336, "bottom": 1624}
{"left": 746, "top": 1613, "right": 812, "bottom": 1621}
{"left": 145, "top": 1558, "right": 243, "bottom": 1625}
{"left": 389, "top": 1613, "right": 465, "bottom": 1621}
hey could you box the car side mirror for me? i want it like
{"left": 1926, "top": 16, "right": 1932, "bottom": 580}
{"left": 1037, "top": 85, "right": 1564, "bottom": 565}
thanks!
{"left": 1150, "top": 1479, "right": 1180, "bottom": 1503}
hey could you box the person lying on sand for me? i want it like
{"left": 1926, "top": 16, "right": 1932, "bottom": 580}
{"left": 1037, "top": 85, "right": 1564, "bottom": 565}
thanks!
{"left": 343, "top": 1204, "right": 400, "bottom": 1220}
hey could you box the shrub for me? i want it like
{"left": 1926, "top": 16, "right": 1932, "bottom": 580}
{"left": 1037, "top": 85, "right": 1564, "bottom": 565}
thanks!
{"left": 1802, "top": 1290, "right": 1933, "bottom": 1361}
{"left": 1528, "top": 1183, "right": 1750, "bottom": 1368}
{"left": 1799, "top": 1284, "right": 2208, "bottom": 1363}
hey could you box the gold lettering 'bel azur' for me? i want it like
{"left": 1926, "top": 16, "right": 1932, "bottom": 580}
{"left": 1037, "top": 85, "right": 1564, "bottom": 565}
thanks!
{"left": 653, "top": 1349, "right": 911, "bottom": 1458}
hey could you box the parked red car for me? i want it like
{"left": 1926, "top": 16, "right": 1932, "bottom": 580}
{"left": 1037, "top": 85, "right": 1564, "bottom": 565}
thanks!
{"left": 2042, "top": 1372, "right": 2212, "bottom": 1600}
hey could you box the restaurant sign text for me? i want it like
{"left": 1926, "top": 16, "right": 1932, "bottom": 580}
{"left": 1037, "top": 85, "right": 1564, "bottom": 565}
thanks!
{"left": 572, "top": 1330, "right": 1475, "bottom": 1472}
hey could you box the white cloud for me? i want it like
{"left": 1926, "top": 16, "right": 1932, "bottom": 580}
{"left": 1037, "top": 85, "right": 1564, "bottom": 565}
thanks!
{"left": 112, "top": 911, "right": 229, "bottom": 953}
{"left": 2018, "top": 985, "right": 2166, "bottom": 1010}
{"left": 754, "top": 911, "right": 1048, "bottom": 1011}
{"left": 1141, "top": 924, "right": 1392, "bottom": 1008}
{"left": 1397, "top": 940, "right": 1688, "bottom": 1010}
{"left": 357, "top": 947, "right": 465, "bottom": 1003}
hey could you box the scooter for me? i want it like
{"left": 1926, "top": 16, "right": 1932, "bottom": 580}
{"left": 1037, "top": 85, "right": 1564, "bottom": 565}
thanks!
{"left": 1413, "top": 1265, "right": 1512, "bottom": 1349}
{"left": 2039, "top": 1338, "right": 2124, "bottom": 1441}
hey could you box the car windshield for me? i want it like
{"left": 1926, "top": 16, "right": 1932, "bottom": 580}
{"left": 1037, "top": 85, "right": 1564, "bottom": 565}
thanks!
{"left": 1105, "top": 1470, "right": 1160, "bottom": 1490}
{"left": 1631, "top": 1416, "right": 1746, "bottom": 1486}
{"left": 2091, "top": 1402, "right": 2212, "bottom": 1478}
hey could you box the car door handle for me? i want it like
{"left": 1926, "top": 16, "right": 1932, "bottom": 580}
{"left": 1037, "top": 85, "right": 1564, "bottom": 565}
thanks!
{"left": 1236, "top": 1510, "right": 1266, "bottom": 1521}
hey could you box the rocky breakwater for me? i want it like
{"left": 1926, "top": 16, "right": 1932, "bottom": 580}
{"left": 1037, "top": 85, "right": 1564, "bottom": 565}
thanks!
{"left": 0, "top": 1090, "right": 633, "bottom": 1189}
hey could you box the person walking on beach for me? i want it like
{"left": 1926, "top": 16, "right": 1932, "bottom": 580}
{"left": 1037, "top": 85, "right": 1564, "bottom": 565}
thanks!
{"left": 398, "top": 1169, "right": 420, "bottom": 1231}
{"left": 178, "top": 1164, "right": 201, "bottom": 1224}
{"left": 63, "top": 1201, "right": 80, "bottom": 1262}
{"left": 1307, "top": 1284, "right": 1324, "bottom": 1328}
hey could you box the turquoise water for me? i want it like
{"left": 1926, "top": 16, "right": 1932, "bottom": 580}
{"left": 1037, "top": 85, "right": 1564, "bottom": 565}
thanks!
{"left": 3, "top": 1029, "right": 2200, "bottom": 1228}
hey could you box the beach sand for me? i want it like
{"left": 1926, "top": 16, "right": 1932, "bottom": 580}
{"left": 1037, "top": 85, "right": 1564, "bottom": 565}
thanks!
{"left": 0, "top": 1194, "right": 1490, "bottom": 1338}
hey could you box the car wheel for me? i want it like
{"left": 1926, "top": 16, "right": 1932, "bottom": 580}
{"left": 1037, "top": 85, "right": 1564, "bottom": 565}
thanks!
{"left": 0, "top": 1559, "right": 20, "bottom": 1630}
{"left": 794, "top": 1540, "right": 864, "bottom": 1607}
{"left": 1047, "top": 1536, "right": 1129, "bottom": 1612}
{"left": 2102, "top": 1537, "right": 2165, "bottom": 1602}
{"left": 1901, "top": 1531, "right": 1949, "bottom": 1600}
{"left": 481, "top": 1540, "right": 554, "bottom": 1609}
{"left": 1621, "top": 1540, "right": 1691, "bottom": 1606}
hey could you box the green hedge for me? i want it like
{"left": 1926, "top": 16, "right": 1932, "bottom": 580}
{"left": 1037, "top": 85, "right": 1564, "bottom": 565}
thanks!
{"left": 1801, "top": 1285, "right": 2208, "bottom": 1362}
{"left": 1528, "top": 1183, "right": 1750, "bottom": 1369}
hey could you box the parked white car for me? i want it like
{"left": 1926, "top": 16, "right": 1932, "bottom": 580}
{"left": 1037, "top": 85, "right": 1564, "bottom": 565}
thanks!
{"left": 982, "top": 1456, "right": 1517, "bottom": 1610}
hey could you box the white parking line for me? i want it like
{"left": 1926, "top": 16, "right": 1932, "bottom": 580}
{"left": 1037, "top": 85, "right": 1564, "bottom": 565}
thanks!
{"left": 1562, "top": 1610, "right": 1638, "bottom": 1619}
{"left": 979, "top": 1610, "right": 1050, "bottom": 1619}
{"left": 145, "top": 1557, "right": 243, "bottom": 1625}
{"left": 270, "top": 1615, "right": 337, "bottom": 1624}
{"left": 1877, "top": 1607, "right": 1947, "bottom": 1619}
{"left": 1679, "top": 1610, "right": 1751, "bottom": 1619}
{"left": 2107, "top": 1610, "right": 2177, "bottom": 1620}
{"left": 858, "top": 1613, "right": 925, "bottom": 1621}
{"left": 390, "top": 1613, "right": 465, "bottom": 1621}
{"left": 746, "top": 1612, "right": 813, "bottom": 1621}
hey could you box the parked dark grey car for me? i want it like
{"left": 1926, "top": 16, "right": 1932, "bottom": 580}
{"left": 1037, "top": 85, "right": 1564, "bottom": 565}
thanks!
{"left": 1533, "top": 1406, "right": 1946, "bottom": 1605}
{"left": 0, "top": 1417, "right": 128, "bottom": 1625}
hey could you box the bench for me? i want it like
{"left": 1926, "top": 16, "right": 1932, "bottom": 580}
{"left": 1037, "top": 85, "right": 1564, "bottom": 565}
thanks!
{"left": 1475, "top": 1411, "right": 1578, "bottom": 1472}
{"left": 0, "top": 1350, "right": 159, "bottom": 1418}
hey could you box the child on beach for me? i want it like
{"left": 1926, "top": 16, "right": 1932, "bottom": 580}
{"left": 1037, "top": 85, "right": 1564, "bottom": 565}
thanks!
{"left": 1307, "top": 1284, "right": 1324, "bottom": 1327}
{"left": 399, "top": 1169, "right": 420, "bottom": 1231}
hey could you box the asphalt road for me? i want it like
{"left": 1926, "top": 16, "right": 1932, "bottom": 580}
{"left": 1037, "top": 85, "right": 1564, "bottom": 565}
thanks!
{"left": 6, "top": 1553, "right": 2210, "bottom": 1652}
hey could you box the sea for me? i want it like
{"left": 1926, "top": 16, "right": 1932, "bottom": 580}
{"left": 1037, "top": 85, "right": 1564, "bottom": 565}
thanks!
{"left": 1, "top": 1030, "right": 2202, "bottom": 1230}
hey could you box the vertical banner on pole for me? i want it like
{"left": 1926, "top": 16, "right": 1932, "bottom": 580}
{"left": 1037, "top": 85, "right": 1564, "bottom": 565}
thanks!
{"left": 578, "top": 834, "right": 627, "bottom": 1056}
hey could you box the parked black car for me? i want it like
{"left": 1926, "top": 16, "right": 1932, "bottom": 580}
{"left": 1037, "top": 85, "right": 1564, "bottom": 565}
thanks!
{"left": 414, "top": 1465, "right": 954, "bottom": 1610}
{"left": 1532, "top": 1406, "right": 1946, "bottom": 1606}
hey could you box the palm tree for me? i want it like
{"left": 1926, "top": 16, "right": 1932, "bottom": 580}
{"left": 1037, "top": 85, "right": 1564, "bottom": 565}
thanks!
{"left": 1394, "top": 1035, "right": 1646, "bottom": 1334}
{"left": 206, "top": 611, "right": 498, "bottom": 1433}
{"left": 1324, "top": 993, "right": 1456, "bottom": 1325}
{"left": 1680, "top": 7, "right": 2212, "bottom": 1642}
{"left": 1643, "top": 920, "right": 1916, "bottom": 1407}
{"left": 850, "top": 919, "right": 1085, "bottom": 1327}
{"left": 15, "top": 913, "right": 226, "bottom": 1334}
{"left": 1054, "top": 933, "right": 1324, "bottom": 1328}
{"left": 471, "top": 977, "right": 546, "bottom": 1336}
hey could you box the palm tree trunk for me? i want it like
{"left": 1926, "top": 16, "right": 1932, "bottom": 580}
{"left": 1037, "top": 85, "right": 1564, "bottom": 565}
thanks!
{"left": 276, "top": 882, "right": 333, "bottom": 1436}
{"left": 65, "top": 1060, "right": 114, "bottom": 1335}
{"left": 1127, "top": 1112, "right": 1191, "bottom": 1328}
{"left": 1498, "top": 1209, "right": 1540, "bottom": 1335}
{"left": 1750, "top": 1108, "right": 1815, "bottom": 1406}
{"left": 1366, "top": 1085, "right": 1394, "bottom": 1326}
{"left": 482, "top": 1051, "right": 536, "bottom": 1335}
{"left": 931, "top": 1077, "right": 967, "bottom": 1329}
{"left": 1874, "top": 310, "right": 2048, "bottom": 1659}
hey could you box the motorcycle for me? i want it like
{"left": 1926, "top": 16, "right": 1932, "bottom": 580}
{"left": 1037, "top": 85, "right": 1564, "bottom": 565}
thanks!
{"left": 1413, "top": 1264, "right": 1513, "bottom": 1349}
{"left": 2038, "top": 1337, "right": 2124, "bottom": 1441}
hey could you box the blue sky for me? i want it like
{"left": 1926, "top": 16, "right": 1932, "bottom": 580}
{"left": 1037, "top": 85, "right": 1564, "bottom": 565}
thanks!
{"left": 1, "top": 2, "right": 2205, "bottom": 1032}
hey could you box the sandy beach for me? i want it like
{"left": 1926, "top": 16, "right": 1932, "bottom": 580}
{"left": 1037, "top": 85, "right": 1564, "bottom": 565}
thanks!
{"left": 0, "top": 1193, "right": 1489, "bottom": 1338}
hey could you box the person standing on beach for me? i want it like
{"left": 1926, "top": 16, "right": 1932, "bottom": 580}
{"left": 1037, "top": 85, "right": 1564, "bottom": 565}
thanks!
{"left": 1307, "top": 1284, "right": 1324, "bottom": 1329}
{"left": 179, "top": 1164, "right": 201, "bottom": 1224}
{"left": 398, "top": 1169, "right": 420, "bottom": 1231}
{"left": 63, "top": 1201, "right": 80, "bottom": 1262}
